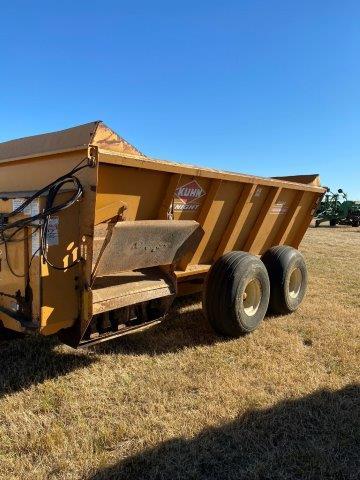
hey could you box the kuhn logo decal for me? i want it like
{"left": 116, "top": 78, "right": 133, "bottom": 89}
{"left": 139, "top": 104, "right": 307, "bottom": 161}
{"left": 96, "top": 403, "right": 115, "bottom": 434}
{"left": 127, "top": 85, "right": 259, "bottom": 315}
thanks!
{"left": 175, "top": 181, "right": 206, "bottom": 204}
{"left": 174, "top": 180, "right": 206, "bottom": 211}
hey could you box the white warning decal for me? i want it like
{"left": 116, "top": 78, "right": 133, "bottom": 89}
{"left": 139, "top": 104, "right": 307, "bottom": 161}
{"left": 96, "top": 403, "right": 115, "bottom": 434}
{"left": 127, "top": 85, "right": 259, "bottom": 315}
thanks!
{"left": 12, "top": 198, "right": 40, "bottom": 217}
{"left": 271, "top": 202, "right": 288, "bottom": 215}
{"left": 46, "top": 217, "right": 59, "bottom": 246}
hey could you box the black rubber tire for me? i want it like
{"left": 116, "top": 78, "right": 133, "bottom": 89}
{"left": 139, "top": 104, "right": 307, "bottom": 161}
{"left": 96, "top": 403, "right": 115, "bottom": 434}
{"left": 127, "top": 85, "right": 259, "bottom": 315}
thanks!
{"left": 261, "top": 246, "right": 308, "bottom": 315}
{"left": 202, "top": 252, "right": 270, "bottom": 337}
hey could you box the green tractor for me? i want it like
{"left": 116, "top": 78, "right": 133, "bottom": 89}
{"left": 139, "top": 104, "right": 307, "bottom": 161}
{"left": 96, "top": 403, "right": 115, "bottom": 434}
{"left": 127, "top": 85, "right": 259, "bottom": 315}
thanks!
{"left": 315, "top": 189, "right": 360, "bottom": 227}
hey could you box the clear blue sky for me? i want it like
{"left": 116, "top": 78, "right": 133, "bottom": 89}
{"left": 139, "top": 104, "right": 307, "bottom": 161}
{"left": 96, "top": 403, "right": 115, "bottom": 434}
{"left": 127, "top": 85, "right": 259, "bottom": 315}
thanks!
{"left": 1, "top": 1, "right": 359, "bottom": 197}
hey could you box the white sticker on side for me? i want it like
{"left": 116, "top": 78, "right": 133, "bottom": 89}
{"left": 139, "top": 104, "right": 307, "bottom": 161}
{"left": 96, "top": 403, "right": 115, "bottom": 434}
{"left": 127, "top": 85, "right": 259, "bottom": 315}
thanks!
{"left": 46, "top": 217, "right": 59, "bottom": 246}
{"left": 31, "top": 201, "right": 40, "bottom": 216}
{"left": 12, "top": 198, "right": 40, "bottom": 217}
{"left": 31, "top": 231, "right": 41, "bottom": 256}
{"left": 271, "top": 202, "right": 288, "bottom": 215}
{"left": 13, "top": 198, "right": 28, "bottom": 214}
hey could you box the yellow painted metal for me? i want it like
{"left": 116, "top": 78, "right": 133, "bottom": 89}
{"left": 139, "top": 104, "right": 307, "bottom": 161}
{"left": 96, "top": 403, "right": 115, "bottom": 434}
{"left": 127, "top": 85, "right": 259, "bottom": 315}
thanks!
{"left": 0, "top": 149, "right": 97, "bottom": 336}
{"left": 95, "top": 152, "right": 324, "bottom": 262}
{"left": 0, "top": 122, "right": 326, "bottom": 337}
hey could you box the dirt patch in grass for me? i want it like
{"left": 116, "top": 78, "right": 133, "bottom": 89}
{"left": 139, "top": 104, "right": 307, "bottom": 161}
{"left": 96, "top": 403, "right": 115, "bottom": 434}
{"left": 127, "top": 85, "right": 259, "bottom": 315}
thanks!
{"left": 0, "top": 226, "right": 359, "bottom": 479}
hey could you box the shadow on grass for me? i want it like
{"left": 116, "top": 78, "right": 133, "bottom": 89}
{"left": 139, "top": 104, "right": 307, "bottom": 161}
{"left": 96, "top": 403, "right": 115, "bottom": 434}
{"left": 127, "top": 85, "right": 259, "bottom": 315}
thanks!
{"left": 0, "top": 333, "right": 94, "bottom": 398}
{"left": 92, "top": 294, "right": 223, "bottom": 356}
{"left": 88, "top": 384, "right": 360, "bottom": 480}
{"left": 0, "top": 295, "right": 219, "bottom": 396}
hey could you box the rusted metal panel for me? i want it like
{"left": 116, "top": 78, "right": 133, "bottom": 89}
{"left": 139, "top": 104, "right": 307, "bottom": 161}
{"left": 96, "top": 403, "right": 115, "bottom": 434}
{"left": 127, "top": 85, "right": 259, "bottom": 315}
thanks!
{"left": 92, "top": 268, "right": 175, "bottom": 314}
{"left": 92, "top": 220, "right": 203, "bottom": 277}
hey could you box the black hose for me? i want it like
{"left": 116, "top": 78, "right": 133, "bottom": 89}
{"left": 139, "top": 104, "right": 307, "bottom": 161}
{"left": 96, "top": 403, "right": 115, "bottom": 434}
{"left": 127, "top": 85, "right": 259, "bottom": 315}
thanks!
{"left": 0, "top": 157, "right": 90, "bottom": 273}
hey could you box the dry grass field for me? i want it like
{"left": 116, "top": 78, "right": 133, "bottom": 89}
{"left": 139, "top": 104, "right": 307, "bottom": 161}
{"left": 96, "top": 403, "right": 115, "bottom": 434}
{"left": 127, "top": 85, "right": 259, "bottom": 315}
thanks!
{"left": 0, "top": 226, "right": 359, "bottom": 480}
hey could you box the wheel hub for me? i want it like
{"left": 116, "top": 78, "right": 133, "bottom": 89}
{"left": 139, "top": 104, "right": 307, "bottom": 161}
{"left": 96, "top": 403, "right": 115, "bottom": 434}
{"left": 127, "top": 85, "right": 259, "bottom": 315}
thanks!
{"left": 289, "top": 267, "right": 302, "bottom": 299}
{"left": 243, "top": 279, "right": 262, "bottom": 317}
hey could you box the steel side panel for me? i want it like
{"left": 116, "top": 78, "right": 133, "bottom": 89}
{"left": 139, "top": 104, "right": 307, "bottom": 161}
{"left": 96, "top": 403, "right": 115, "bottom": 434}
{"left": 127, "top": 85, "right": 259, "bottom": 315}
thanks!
{"left": 98, "top": 150, "right": 325, "bottom": 194}
{"left": 96, "top": 160, "right": 324, "bottom": 268}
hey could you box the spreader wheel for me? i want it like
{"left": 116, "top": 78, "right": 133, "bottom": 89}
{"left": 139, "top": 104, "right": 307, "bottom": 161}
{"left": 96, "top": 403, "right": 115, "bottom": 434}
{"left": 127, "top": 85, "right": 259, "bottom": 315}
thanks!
{"left": 261, "top": 246, "right": 308, "bottom": 315}
{"left": 203, "top": 252, "right": 270, "bottom": 337}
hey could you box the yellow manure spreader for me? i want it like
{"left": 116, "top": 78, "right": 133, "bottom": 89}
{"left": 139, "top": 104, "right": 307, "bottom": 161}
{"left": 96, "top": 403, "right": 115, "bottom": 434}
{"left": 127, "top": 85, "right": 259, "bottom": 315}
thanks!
{"left": 0, "top": 122, "right": 325, "bottom": 347}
